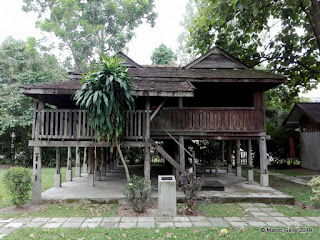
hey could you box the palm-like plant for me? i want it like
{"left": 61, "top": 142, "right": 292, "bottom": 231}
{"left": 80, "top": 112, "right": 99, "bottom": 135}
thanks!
{"left": 73, "top": 54, "right": 135, "bottom": 180}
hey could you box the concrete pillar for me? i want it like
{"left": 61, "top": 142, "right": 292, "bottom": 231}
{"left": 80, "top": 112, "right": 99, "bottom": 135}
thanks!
{"left": 88, "top": 147, "right": 95, "bottom": 187}
{"left": 259, "top": 137, "right": 269, "bottom": 186}
{"left": 236, "top": 140, "right": 242, "bottom": 177}
{"left": 54, "top": 147, "right": 61, "bottom": 187}
{"left": 75, "top": 146, "right": 81, "bottom": 177}
{"left": 247, "top": 140, "right": 254, "bottom": 182}
{"left": 83, "top": 147, "right": 88, "bottom": 173}
{"left": 31, "top": 146, "right": 42, "bottom": 204}
{"left": 66, "top": 146, "right": 72, "bottom": 181}
{"left": 144, "top": 96, "right": 151, "bottom": 182}
{"left": 227, "top": 141, "right": 232, "bottom": 173}
{"left": 95, "top": 147, "right": 101, "bottom": 181}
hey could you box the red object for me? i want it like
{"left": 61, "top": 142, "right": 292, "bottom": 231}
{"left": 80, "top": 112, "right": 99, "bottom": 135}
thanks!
{"left": 151, "top": 106, "right": 157, "bottom": 110}
{"left": 289, "top": 137, "right": 295, "bottom": 158}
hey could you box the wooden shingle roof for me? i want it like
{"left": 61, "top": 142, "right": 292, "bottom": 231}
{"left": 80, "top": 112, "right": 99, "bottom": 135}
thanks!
{"left": 285, "top": 103, "right": 320, "bottom": 128}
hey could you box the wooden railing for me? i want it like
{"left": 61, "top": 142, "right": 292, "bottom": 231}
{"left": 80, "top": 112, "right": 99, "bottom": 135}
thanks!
{"left": 150, "top": 108, "right": 265, "bottom": 133}
{"left": 32, "top": 109, "right": 147, "bottom": 141}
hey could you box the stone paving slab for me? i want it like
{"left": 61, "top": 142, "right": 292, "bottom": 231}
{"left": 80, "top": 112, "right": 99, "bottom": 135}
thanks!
{"left": 192, "top": 221, "right": 212, "bottom": 227}
{"left": 24, "top": 222, "right": 45, "bottom": 228}
{"left": 101, "top": 222, "right": 119, "bottom": 228}
{"left": 248, "top": 221, "right": 266, "bottom": 227}
{"left": 119, "top": 222, "right": 136, "bottom": 228}
{"left": 138, "top": 217, "right": 155, "bottom": 222}
{"left": 225, "top": 217, "right": 242, "bottom": 222}
{"left": 43, "top": 222, "right": 63, "bottom": 228}
{"left": 174, "top": 222, "right": 192, "bottom": 227}
{"left": 173, "top": 217, "right": 190, "bottom": 222}
{"left": 61, "top": 222, "right": 83, "bottom": 228}
{"left": 157, "top": 222, "right": 174, "bottom": 228}
{"left": 4, "top": 222, "right": 25, "bottom": 228}
{"left": 229, "top": 222, "right": 247, "bottom": 227}
{"left": 48, "top": 218, "right": 68, "bottom": 223}
{"left": 0, "top": 219, "right": 13, "bottom": 223}
{"left": 267, "top": 212, "right": 284, "bottom": 217}
{"left": 66, "top": 217, "right": 86, "bottom": 223}
{"left": 265, "top": 221, "right": 284, "bottom": 226}
{"left": 102, "top": 217, "right": 121, "bottom": 223}
{"left": 251, "top": 212, "right": 269, "bottom": 217}
{"left": 137, "top": 222, "right": 155, "bottom": 228}
{"left": 81, "top": 222, "right": 101, "bottom": 228}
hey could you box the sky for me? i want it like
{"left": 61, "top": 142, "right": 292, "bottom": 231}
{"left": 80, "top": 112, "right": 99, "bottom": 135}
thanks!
{"left": 1, "top": 0, "right": 319, "bottom": 99}
{"left": 0, "top": 0, "right": 189, "bottom": 65}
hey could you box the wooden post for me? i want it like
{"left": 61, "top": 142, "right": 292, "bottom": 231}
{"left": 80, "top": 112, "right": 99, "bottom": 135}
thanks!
{"left": 178, "top": 136, "right": 185, "bottom": 172}
{"left": 259, "top": 137, "right": 269, "bottom": 186}
{"left": 88, "top": 147, "right": 95, "bottom": 187}
{"left": 75, "top": 146, "right": 81, "bottom": 177}
{"left": 31, "top": 146, "right": 42, "bottom": 204}
{"left": 236, "top": 140, "right": 242, "bottom": 177}
{"left": 247, "top": 140, "right": 254, "bottom": 182}
{"left": 144, "top": 96, "right": 151, "bottom": 182}
{"left": 227, "top": 141, "right": 232, "bottom": 173}
{"left": 174, "top": 151, "right": 180, "bottom": 182}
{"left": 95, "top": 147, "right": 101, "bottom": 181}
{"left": 66, "top": 146, "right": 72, "bottom": 181}
{"left": 101, "top": 147, "right": 106, "bottom": 177}
{"left": 105, "top": 147, "right": 111, "bottom": 174}
{"left": 54, "top": 147, "right": 61, "bottom": 187}
{"left": 192, "top": 151, "right": 196, "bottom": 176}
{"left": 83, "top": 147, "right": 88, "bottom": 173}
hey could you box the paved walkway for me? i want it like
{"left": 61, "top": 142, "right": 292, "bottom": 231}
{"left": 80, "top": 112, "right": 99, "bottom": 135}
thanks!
{"left": 1, "top": 203, "right": 320, "bottom": 239}
{"left": 268, "top": 171, "right": 310, "bottom": 186}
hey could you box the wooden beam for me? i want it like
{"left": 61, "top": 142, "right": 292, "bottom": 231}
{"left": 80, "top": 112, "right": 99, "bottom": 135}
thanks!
{"left": 152, "top": 140, "right": 187, "bottom": 174}
{"left": 150, "top": 98, "right": 167, "bottom": 122}
{"left": 29, "top": 140, "right": 153, "bottom": 147}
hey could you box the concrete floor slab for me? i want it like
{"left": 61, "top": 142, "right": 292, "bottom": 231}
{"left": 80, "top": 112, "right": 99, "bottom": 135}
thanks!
{"left": 39, "top": 167, "right": 294, "bottom": 204}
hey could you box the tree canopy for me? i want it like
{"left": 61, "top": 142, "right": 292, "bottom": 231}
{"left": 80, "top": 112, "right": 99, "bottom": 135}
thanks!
{"left": 0, "top": 36, "right": 66, "bottom": 162}
{"left": 151, "top": 43, "right": 177, "bottom": 65}
{"left": 22, "top": 0, "right": 157, "bottom": 69}
{"left": 188, "top": 0, "right": 320, "bottom": 110}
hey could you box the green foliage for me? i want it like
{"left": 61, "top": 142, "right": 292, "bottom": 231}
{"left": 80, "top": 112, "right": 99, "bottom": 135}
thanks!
{"left": 22, "top": 0, "right": 157, "bottom": 69}
{"left": 151, "top": 44, "right": 177, "bottom": 65}
{"left": 2, "top": 167, "right": 32, "bottom": 207}
{"left": 188, "top": 0, "right": 320, "bottom": 109}
{"left": 74, "top": 54, "right": 135, "bottom": 141}
{"left": 0, "top": 37, "right": 66, "bottom": 165}
{"left": 309, "top": 176, "right": 320, "bottom": 206}
{"left": 123, "top": 175, "right": 150, "bottom": 213}
{"left": 180, "top": 173, "right": 202, "bottom": 214}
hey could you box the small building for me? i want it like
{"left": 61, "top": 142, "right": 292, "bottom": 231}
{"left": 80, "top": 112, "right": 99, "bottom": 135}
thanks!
{"left": 20, "top": 47, "right": 287, "bottom": 203}
{"left": 285, "top": 103, "right": 320, "bottom": 170}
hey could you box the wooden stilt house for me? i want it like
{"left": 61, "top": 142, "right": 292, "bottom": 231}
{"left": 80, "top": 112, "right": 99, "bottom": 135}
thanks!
{"left": 20, "top": 47, "right": 287, "bottom": 203}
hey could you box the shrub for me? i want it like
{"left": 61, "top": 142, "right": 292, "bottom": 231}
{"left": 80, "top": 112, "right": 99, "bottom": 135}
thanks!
{"left": 180, "top": 173, "right": 202, "bottom": 215}
{"left": 309, "top": 176, "right": 320, "bottom": 206}
{"left": 123, "top": 175, "right": 150, "bottom": 213}
{"left": 2, "top": 167, "right": 33, "bottom": 207}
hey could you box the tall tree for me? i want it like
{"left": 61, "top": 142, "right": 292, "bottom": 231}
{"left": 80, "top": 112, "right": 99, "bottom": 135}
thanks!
{"left": 188, "top": 0, "right": 320, "bottom": 110}
{"left": 0, "top": 37, "right": 66, "bottom": 163}
{"left": 73, "top": 54, "right": 135, "bottom": 180}
{"left": 151, "top": 43, "right": 177, "bottom": 65}
{"left": 176, "top": 0, "right": 198, "bottom": 65}
{"left": 22, "top": 0, "right": 157, "bottom": 69}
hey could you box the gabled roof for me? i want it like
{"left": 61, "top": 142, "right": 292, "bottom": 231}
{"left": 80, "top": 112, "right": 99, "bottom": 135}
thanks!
{"left": 285, "top": 103, "right": 320, "bottom": 128}
{"left": 117, "top": 52, "right": 142, "bottom": 69}
{"left": 184, "top": 46, "right": 250, "bottom": 70}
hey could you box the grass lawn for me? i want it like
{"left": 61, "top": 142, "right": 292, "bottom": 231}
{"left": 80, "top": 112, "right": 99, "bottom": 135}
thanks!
{"left": 0, "top": 203, "right": 117, "bottom": 219}
{"left": 197, "top": 203, "right": 253, "bottom": 218}
{"left": 270, "top": 169, "right": 320, "bottom": 177}
{"left": 4, "top": 226, "right": 320, "bottom": 240}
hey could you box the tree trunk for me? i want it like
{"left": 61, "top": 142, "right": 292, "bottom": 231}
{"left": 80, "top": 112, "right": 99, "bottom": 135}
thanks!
{"left": 114, "top": 136, "right": 130, "bottom": 181}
